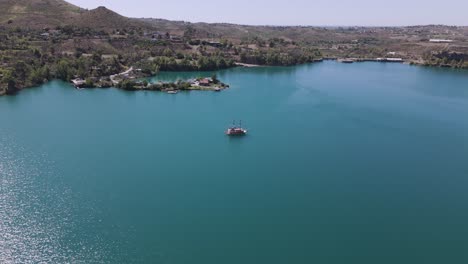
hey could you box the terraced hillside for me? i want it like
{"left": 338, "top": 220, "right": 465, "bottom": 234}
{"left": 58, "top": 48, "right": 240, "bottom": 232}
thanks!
{"left": 0, "top": 0, "right": 467, "bottom": 95}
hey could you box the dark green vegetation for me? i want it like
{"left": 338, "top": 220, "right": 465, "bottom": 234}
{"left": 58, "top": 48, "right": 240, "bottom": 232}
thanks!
{"left": 117, "top": 75, "right": 228, "bottom": 92}
{"left": 1, "top": 0, "right": 467, "bottom": 95}
{"left": 421, "top": 51, "right": 468, "bottom": 68}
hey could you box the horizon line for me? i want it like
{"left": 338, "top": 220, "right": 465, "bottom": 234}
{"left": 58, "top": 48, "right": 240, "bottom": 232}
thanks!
{"left": 81, "top": 5, "right": 468, "bottom": 28}
{"left": 137, "top": 17, "right": 468, "bottom": 28}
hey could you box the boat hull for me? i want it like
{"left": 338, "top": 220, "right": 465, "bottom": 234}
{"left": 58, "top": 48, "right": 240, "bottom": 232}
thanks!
{"left": 226, "top": 129, "right": 247, "bottom": 136}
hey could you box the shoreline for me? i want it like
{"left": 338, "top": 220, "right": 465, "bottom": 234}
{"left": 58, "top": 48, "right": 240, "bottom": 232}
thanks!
{"left": 328, "top": 57, "right": 468, "bottom": 69}
{"left": 1, "top": 60, "right": 467, "bottom": 97}
{"left": 235, "top": 62, "right": 262, "bottom": 68}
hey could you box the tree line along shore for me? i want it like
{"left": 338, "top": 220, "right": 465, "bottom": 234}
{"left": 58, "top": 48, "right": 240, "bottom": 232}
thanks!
{"left": 0, "top": 26, "right": 325, "bottom": 95}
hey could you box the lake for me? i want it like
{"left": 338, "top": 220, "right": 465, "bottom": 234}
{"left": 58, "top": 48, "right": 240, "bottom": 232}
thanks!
{"left": 1, "top": 61, "right": 468, "bottom": 263}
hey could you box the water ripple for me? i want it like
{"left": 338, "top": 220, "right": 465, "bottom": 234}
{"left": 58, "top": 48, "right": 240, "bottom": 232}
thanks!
{"left": 0, "top": 134, "right": 107, "bottom": 263}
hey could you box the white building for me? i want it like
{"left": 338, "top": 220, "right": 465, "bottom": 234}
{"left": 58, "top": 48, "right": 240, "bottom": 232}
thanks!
{"left": 429, "top": 39, "right": 453, "bottom": 43}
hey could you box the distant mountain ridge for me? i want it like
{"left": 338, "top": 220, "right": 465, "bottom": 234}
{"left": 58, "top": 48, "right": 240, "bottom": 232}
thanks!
{"left": 2, "top": 0, "right": 467, "bottom": 42}
{"left": 2, "top": 0, "right": 467, "bottom": 34}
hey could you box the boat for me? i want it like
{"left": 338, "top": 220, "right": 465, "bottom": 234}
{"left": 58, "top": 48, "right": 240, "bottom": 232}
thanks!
{"left": 167, "top": 90, "right": 178, "bottom": 94}
{"left": 71, "top": 78, "right": 86, "bottom": 88}
{"left": 338, "top": 58, "right": 355, "bottom": 63}
{"left": 226, "top": 120, "right": 247, "bottom": 136}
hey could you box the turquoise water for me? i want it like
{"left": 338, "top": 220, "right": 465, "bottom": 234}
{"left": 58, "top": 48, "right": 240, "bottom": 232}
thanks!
{"left": 1, "top": 61, "right": 468, "bottom": 263}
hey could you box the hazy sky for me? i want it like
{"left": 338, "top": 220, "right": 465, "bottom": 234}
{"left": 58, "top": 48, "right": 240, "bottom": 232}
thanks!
{"left": 67, "top": 0, "right": 468, "bottom": 26}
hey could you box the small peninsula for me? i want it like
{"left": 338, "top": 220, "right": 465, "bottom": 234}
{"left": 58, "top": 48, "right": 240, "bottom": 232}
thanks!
{"left": 73, "top": 73, "right": 229, "bottom": 93}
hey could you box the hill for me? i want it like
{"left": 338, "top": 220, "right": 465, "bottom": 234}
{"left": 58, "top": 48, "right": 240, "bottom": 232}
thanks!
{"left": 0, "top": 0, "right": 150, "bottom": 30}
{"left": 71, "top": 6, "right": 150, "bottom": 31}
{"left": 0, "top": 0, "right": 82, "bottom": 28}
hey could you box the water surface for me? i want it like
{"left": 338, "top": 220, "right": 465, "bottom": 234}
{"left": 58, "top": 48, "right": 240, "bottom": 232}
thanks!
{"left": 1, "top": 62, "right": 468, "bottom": 263}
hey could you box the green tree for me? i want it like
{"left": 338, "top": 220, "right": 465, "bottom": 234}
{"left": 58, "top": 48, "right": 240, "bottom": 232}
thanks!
{"left": 2, "top": 71, "right": 17, "bottom": 93}
{"left": 32, "top": 48, "right": 42, "bottom": 58}
{"left": 29, "top": 67, "right": 46, "bottom": 85}
{"left": 217, "top": 58, "right": 227, "bottom": 69}
{"left": 14, "top": 61, "right": 29, "bottom": 80}
{"left": 56, "top": 59, "right": 72, "bottom": 81}
{"left": 85, "top": 78, "right": 94, "bottom": 88}
{"left": 162, "top": 48, "right": 173, "bottom": 57}
{"left": 92, "top": 51, "right": 102, "bottom": 63}
{"left": 240, "top": 52, "right": 248, "bottom": 63}
{"left": 212, "top": 74, "right": 219, "bottom": 84}
{"left": 120, "top": 80, "right": 135, "bottom": 90}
